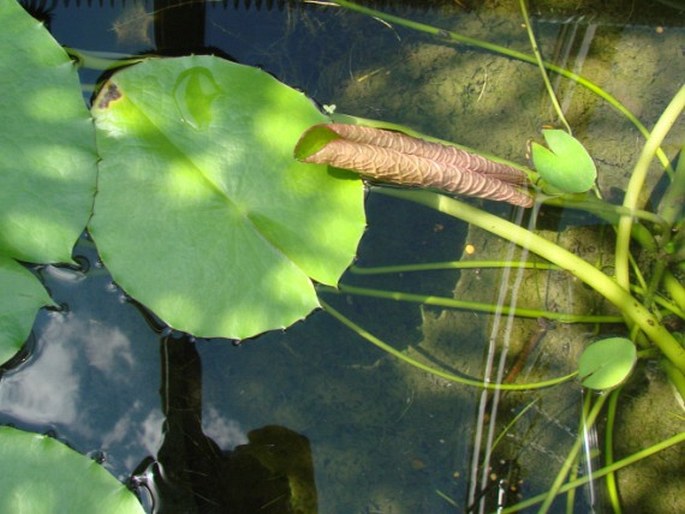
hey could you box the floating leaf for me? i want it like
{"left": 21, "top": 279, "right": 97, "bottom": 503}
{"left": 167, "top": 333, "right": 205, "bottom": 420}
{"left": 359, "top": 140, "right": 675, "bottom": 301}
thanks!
{"left": 90, "top": 56, "right": 365, "bottom": 340}
{"left": 0, "top": 426, "right": 145, "bottom": 514}
{"left": 0, "top": 0, "right": 97, "bottom": 364}
{"left": 0, "top": 255, "right": 52, "bottom": 364}
{"left": 0, "top": 256, "right": 54, "bottom": 366}
{"left": 531, "top": 129, "right": 596, "bottom": 193}
{"left": 578, "top": 337, "right": 636, "bottom": 390}
{"left": 0, "top": 0, "right": 97, "bottom": 263}
{"left": 295, "top": 123, "right": 533, "bottom": 207}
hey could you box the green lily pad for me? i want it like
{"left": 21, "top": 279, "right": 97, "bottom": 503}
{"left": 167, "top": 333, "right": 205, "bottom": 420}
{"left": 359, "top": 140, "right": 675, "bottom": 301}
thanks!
{"left": 0, "top": 426, "right": 144, "bottom": 514}
{"left": 0, "top": 0, "right": 97, "bottom": 264}
{"left": 531, "top": 129, "right": 596, "bottom": 193}
{"left": 578, "top": 337, "right": 637, "bottom": 390}
{"left": 0, "top": 256, "right": 54, "bottom": 365}
{"left": 90, "top": 56, "right": 365, "bottom": 340}
{"left": 0, "top": 0, "right": 96, "bottom": 364}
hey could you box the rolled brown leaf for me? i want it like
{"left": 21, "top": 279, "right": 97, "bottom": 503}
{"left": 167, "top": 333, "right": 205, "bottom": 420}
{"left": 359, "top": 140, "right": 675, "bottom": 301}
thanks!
{"left": 301, "top": 124, "right": 533, "bottom": 208}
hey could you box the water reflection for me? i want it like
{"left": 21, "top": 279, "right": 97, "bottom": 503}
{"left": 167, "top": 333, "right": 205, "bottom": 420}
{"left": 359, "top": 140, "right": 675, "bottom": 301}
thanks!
{"left": 0, "top": 313, "right": 80, "bottom": 427}
{"left": 151, "top": 334, "right": 317, "bottom": 513}
{"left": 0, "top": 250, "right": 164, "bottom": 480}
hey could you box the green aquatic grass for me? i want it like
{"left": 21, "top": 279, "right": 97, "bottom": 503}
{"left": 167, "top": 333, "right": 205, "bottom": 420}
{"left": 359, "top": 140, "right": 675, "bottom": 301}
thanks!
{"left": 324, "top": 4, "right": 685, "bottom": 513}
{"left": 321, "top": 299, "right": 577, "bottom": 391}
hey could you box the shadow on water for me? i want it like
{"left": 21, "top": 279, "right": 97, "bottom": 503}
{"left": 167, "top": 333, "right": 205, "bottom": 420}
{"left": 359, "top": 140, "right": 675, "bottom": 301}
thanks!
{"left": 150, "top": 334, "right": 317, "bottom": 513}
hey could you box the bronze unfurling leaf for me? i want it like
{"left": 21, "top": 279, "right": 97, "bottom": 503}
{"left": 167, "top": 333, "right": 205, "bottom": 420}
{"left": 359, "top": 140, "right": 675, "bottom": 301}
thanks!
{"left": 295, "top": 124, "right": 533, "bottom": 208}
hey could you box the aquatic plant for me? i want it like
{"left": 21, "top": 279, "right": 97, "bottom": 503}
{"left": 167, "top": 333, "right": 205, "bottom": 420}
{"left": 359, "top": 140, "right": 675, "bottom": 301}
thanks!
{"left": 315, "top": 1, "right": 685, "bottom": 512}
{"left": 0, "top": 0, "right": 683, "bottom": 512}
{"left": 294, "top": 123, "right": 534, "bottom": 206}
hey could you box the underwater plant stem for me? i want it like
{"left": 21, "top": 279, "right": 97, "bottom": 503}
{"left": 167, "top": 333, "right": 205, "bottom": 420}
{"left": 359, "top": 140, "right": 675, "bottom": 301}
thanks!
{"left": 379, "top": 188, "right": 685, "bottom": 374}
{"left": 518, "top": 0, "right": 572, "bottom": 133}
{"left": 322, "top": 283, "right": 622, "bottom": 323}
{"left": 662, "top": 359, "right": 685, "bottom": 401}
{"left": 329, "top": 1, "right": 672, "bottom": 171}
{"left": 499, "top": 430, "right": 685, "bottom": 513}
{"left": 663, "top": 271, "right": 685, "bottom": 314}
{"left": 320, "top": 299, "right": 576, "bottom": 391}
{"left": 616, "top": 84, "right": 685, "bottom": 291}
{"left": 604, "top": 389, "right": 622, "bottom": 513}
{"left": 537, "top": 393, "right": 607, "bottom": 514}
{"left": 544, "top": 195, "right": 667, "bottom": 232}
{"left": 350, "top": 260, "right": 557, "bottom": 274}
{"left": 658, "top": 143, "right": 685, "bottom": 226}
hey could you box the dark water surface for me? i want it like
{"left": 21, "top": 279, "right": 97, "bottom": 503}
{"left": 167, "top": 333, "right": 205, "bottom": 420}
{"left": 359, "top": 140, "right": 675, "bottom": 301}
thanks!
{"left": 2, "top": 1, "right": 684, "bottom": 513}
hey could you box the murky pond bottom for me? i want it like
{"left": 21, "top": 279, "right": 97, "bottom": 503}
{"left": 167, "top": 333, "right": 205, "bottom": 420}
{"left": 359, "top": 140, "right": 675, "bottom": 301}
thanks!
{"left": 2, "top": 1, "right": 685, "bottom": 513}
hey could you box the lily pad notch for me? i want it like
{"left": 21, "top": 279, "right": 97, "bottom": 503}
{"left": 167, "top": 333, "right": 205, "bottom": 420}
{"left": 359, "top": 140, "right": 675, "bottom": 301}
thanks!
{"left": 89, "top": 56, "right": 366, "bottom": 341}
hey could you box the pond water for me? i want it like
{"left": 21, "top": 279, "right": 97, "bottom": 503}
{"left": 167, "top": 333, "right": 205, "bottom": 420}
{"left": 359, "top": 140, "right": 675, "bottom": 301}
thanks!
{"left": 2, "top": 1, "right": 684, "bottom": 513}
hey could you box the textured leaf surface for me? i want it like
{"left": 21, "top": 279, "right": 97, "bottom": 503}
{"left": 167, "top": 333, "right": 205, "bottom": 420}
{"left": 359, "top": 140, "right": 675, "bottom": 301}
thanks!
{"left": 0, "top": 426, "right": 145, "bottom": 514}
{"left": 0, "top": 0, "right": 97, "bottom": 263}
{"left": 531, "top": 129, "right": 596, "bottom": 194}
{"left": 90, "top": 56, "right": 365, "bottom": 340}
{"left": 0, "top": 0, "right": 96, "bottom": 363}
{"left": 296, "top": 123, "right": 533, "bottom": 207}
{"left": 578, "top": 337, "right": 636, "bottom": 390}
{"left": 0, "top": 256, "right": 54, "bottom": 366}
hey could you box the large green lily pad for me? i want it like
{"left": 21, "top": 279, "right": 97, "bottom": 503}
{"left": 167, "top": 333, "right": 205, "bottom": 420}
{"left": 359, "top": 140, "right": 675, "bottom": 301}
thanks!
{"left": 0, "top": 0, "right": 97, "bottom": 364}
{"left": 0, "top": 426, "right": 144, "bottom": 514}
{"left": 0, "top": 0, "right": 97, "bottom": 263}
{"left": 90, "top": 56, "right": 365, "bottom": 340}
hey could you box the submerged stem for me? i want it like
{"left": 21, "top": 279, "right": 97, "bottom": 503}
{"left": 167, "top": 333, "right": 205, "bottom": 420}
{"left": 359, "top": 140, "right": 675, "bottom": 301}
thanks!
{"left": 320, "top": 299, "right": 576, "bottom": 391}
{"left": 500, "top": 430, "right": 685, "bottom": 513}
{"left": 322, "top": 283, "right": 622, "bottom": 324}
{"left": 379, "top": 188, "right": 685, "bottom": 374}
{"left": 537, "top": 393, "right": 607, "bottom": 514}
{"left": 616, "top": 84, "right": 685, "bottom": 293}
{"left": 329, "top": 0, "right": 672, "bottom": 171}
{"left": 349, "top": 260, "right": 558, "bottom": 275}
{"left": 518, "top": 0, "right": 572, "bottom": 133}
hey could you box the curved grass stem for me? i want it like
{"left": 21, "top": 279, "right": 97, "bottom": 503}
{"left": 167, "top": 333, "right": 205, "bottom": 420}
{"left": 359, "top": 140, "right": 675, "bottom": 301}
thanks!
{"left": 536, "top": 393, "right": 607, "bottom": 514}
{"left": 320, "top": 283, "right": 623, "bottom": 324}
{"left": 329, "top": 0, "right": 672, "bottom": 171}
{"left": 378, "top": 188, "right": 685, "bottom": 374}
{"left": 499, "top": 430, "right": 685, "bottom": 513}
{"left": 615, "top": 84, "right": 685, "bottom": 293}
{"left": 320, "top": 299, "right": 576, "bottom": 391}
{"left": 349, "top": 260, "right": 558, "bottom": 275}
{"left": 518, "top": 0, "right": 572, "bottom": 133}
{"left": 604, "top": 389, "right": 623, "bottom": 513}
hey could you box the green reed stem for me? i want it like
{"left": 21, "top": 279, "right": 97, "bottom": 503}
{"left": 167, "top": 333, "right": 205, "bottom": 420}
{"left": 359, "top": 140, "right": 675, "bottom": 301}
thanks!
{"left": 320, "top": 299, "right": 576, "bottom": 391}
{"left": 518, "top": 0, "right": 572, "bottom": 133}
{"left": 615, "top": 84, "right": 685, "bottom": 292}
{"left": 536, "top": 393, "right": 606, "bottom": 513}
{"left": 663, "top": 271, "right": 685, "bottom": 315}
{"left": 329, "top": 0, "right": 672, "bottom": 171}
{"left": 499, "top": 430, "right": 685, "bottom": 513}
{"left": 604, "top": 388, "right": 623, "bottom": 513}
{"left": 349, "top": 260, "right": 558, "bottom": 275}
{"left": 662, "top": 358, "right": 685, "bottom": 401}
{"left": 378, "top": 188, "right": 685, "bottom": 374}
{"left": 630, "top": 285, "right": 685, "bottom": 319}
{"left": 320, "top": 283, "right": 623, "bottom": 324}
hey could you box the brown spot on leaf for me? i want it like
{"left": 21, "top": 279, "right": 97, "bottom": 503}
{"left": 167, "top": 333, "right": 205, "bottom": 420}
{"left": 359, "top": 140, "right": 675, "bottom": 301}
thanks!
{"left": 96, "top": 83, "right": 122, "bottom": 110}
